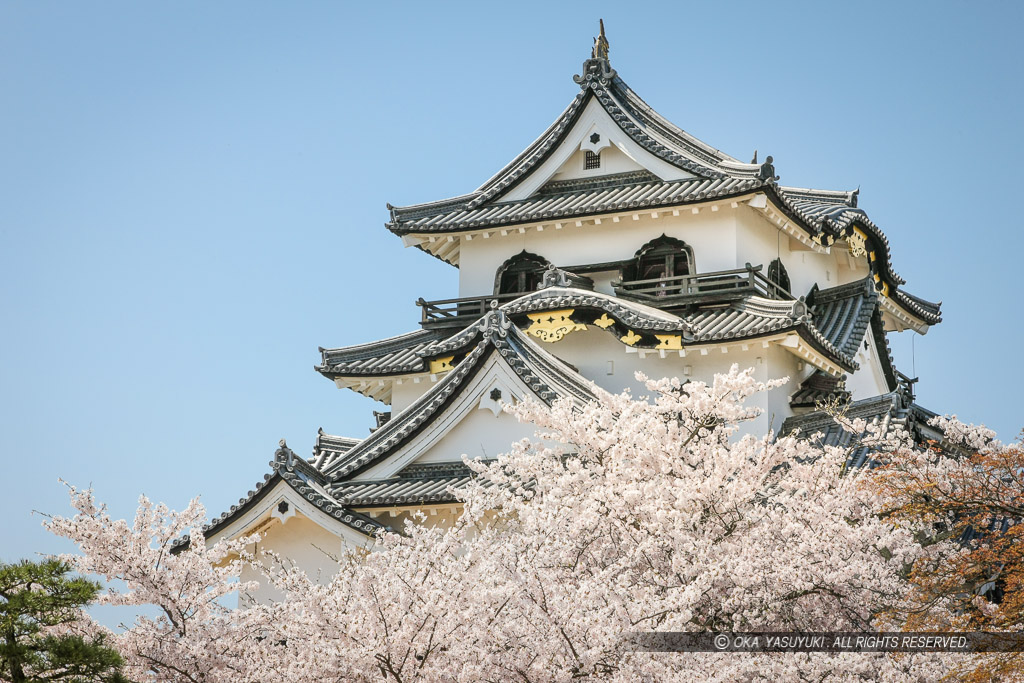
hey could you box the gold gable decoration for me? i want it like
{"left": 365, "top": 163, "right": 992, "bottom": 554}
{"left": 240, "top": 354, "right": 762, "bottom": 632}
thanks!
{"left": 593, "top": 313, "right": 615, "bottom": 329}
{"left": 525, "top": 309, "right": 587, "bottom": 343}
{"left": 654, "top": 334, "right": 683, "bottom": 350}
{"left": 429, "top": 356, "right": 455, "bottom": 374}
{"left": 620, "top": 330, "right": 642, "bottom": 346}
{"left": 847, "top": 228, "right": 867, "bottom": 258}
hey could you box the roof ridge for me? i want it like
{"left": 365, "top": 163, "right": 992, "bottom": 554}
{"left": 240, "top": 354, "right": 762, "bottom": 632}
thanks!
{"left": 535, "top": 170, "right": 660, "bottom": 196}
{"left": 810, "top": 276, "right": 876, "bottom": 303}
{"left": 778, "top": 185, "right": 858, "bottom": 206}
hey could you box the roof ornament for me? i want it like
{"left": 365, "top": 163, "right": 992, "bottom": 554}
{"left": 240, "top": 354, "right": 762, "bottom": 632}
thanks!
{"left": 276, "top": 438, "right": 294, "bottom": 469}
{"left": 792, "top": 296, "right": 812, "bottom": 320}
{"left": 574, "top": 20, "right": 616, "bottom": 88}
{"left": 592, "top": 19, "right": 610, "bottom": 60}
{"left": 541, "top": 263, "right": 572, "bottom": 289}
{"left": 481, "top": 305, "right": 512, "bottom": 341}
{"left": 757, "top": 155, "right": 780, "bottom": 183}
{"left": 750, "top": 150, "right": 758, "bottom": 164}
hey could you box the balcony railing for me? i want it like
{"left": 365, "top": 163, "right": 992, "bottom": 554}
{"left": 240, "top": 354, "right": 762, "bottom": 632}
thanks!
{"left": 418, "top": 264, "right": 792, "bottom": 329}
{"left": 417, "top": 292, "right": 523, "bottom": 329}
{"left": 612, "top": 264, "right": 793, "bottom": 306}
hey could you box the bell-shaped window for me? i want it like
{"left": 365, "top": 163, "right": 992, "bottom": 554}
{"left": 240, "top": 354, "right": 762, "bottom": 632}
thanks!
{"left": 495, "top": 251, "right": 550, "bottom": 295}
{"left": 624, "top": 235, "right": 694, "bottom": 283}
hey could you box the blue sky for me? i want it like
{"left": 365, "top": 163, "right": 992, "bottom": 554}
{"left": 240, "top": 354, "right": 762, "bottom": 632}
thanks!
{"left": 2, "top": 1, "right": 1022, "bottom": 564}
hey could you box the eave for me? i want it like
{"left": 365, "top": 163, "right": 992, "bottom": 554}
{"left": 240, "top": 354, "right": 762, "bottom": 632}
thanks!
{"left": 317, "top": 286, "right": 865, "bottom": 408}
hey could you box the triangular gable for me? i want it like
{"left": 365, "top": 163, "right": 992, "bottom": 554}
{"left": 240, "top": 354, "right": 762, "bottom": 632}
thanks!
{"left": 494, "top": 97, "right": 697, "bottom": 203}
{"left": 467, "top": 58, "right": 744, "bottom": 209}
{"left": 346, "top": 354, "right": 557, "bottom": 481}
{"left": 321, "top": 309, "right": 596, "bottom": 482}
{"left": 172, "top": 441, "right": 388, "bottom": 552}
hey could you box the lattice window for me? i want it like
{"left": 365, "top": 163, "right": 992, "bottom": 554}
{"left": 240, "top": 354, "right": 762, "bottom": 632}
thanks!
{"left": 584, "top": 150, "right": 601, "bottom": 169}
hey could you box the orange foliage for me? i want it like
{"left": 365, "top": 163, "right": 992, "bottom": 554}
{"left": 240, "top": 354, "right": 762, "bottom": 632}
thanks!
{"left": 869, "top": 437, "right": 1024, "bottom": 681}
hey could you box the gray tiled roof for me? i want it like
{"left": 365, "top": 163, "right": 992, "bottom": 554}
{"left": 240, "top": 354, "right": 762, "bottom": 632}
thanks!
{"left": 808, "top": 278, "right": 878, "bottom": 358}
{"left": 318, "top": 329, "right": 448, "bottom": 377}
{"left": 317, "top": 286, "right": 864, "bottom": 384}
{"left": 892, "top": 288, "right": 942, "bottom": 325}
{"left": 382, "top": 59, "right": 940, "bottom": 326}
{"left": 387, "top": 57, "right": 761, "bottom": 228}
{"left": 321, "top": 309, "right": 598, "bottom": 481}
{"left": 781, "top": 391, "right": 940, "bottom": 470}
{"left": 461, "top": 64, "right": 744, "bottom": 213}
{"left": 777, "top": 187, "right": 905, "bottom": 287}
{"left": 789, "top": 370, "right": 850, "bottom": 409}
{"left": 500, "top": 287, "right": 687, "bottom": 331}
{"left": 171, "top": 442, "right": 388, "bottom": 552}
{"left": 870, "top": 304, "right": 900, "bottom": 393}
{"left": 507, "top": 288, "right": 858, "bottom": 369}
{"left": 330, "top": 464, "right": 482, "bottom": 507}
{"left": 317, "top": 289, "right": 690, "bottom": 380}
{"left": 782, "top": 389, "right": 913, "bottom": 471}
{"left": 390, "top": 175, "right": 762, "bottom": 233}
{"left": 309, "top": 430, "right": 361, "bottom": 471}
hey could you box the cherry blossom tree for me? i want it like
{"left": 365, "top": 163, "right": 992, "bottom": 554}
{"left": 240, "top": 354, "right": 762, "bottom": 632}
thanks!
{"left": 46, "top": 367, "right": 951, "bottom": 681}
{"left": 43, "top": 490, "right": 269, "bottom": 682}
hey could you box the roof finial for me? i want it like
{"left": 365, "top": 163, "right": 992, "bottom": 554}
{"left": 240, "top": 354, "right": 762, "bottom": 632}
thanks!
{"left": 757, "top": 155, "right": 780, "bottom": 183}
{"left": 592, "top": 19, "right": 610, "bottom": 61}
{"left": 574, "top": 21, "right": 616, "bottom": 87}
{"left": 750, "top": 150, "right": 758, "bottom": 165}
{"left": 276, "top": 438, "right": 294, "bottom": 469}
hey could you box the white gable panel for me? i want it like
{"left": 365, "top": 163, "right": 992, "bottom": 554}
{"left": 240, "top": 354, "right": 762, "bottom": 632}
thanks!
{"left": 552, "top": 145, "right": 646, "bottom": 181}
{"left": 352, "top": 355, "right": 548, "bottom": 480}
{"left": 501, "top": 99, "right": 697, "bottom": 202}
{"left": 845, "top": 329, "right": 893, "bottom": 401}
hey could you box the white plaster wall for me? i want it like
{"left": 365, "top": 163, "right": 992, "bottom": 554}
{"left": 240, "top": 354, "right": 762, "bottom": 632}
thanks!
{"left": 391, "top": 377, "right": 433, "bottom": 414}
{"left": 456, "top": 203, "right": 875, "bottom": 301}
{"left": 584, "top": 271, "right": 618, "bottom": 296}
{"left": 240, "top": 515, "right": 345, "bottom": 605}
{"left": 733, "top": 209, "right": 870, "bottom": 299}
{"left": 734, "top": 210, "right": 798, "bottom": 292}
{"left": 844, "top": 328, "right": 894, "bottom": 400}
{"left": 541, "top": 328, "right": 801, "bottom": 438}
{"left": 415, "top": 404, "right": 535, "bottom": 464}
{"left": 458, "top": 209, "right": 738, "bottom": 297}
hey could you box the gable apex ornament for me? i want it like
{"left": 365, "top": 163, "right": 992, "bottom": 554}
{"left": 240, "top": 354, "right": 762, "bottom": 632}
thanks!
{"left": 574, "top": 20, "right": 616, "bottom": 88}
{"left": 592, "top": 19, "right": 610, "bottom": 61}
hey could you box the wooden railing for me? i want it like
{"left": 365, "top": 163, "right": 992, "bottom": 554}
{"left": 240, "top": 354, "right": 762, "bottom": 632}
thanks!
{"left": 612, "top": 264, "right": 793, "bottom": 305}
{"left": 418, "top": 264, "right": 793, "bottom": 328}
{"left": 417, "top": 292, "right": 522, "bottom": 329}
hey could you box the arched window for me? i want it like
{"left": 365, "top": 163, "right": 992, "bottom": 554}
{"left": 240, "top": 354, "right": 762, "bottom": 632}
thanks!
{"left": 623, "top": 235, "right": 694, "bottom": 283}
{"left": 495, "top": 251, "right": 550, "bottom": 295}
{"left": 767, "top": 258, "right": 791, "bottom": 297}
